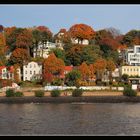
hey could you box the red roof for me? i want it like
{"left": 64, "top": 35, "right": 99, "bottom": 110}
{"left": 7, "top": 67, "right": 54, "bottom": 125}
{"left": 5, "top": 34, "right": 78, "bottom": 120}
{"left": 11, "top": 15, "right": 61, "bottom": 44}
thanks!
{"left": 59, "top": 66, "right": 73, "bottom": 78}
{"left": 0, "top": 66, "right": 6, "bottom": 74}
{"left": 64, "top": 66, "right": 73, "bottom": 71}
{"left": 0, "top": 66, "right": 6, "bottom": 71}
{"left": 8, "top": 66, "right": 14, "bottom": 73}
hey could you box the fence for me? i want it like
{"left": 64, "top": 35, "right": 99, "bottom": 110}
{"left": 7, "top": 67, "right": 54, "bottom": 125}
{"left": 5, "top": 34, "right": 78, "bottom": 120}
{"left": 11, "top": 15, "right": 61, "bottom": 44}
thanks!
{"left": 44, "top": 86, "right": 124, "bottom": 91}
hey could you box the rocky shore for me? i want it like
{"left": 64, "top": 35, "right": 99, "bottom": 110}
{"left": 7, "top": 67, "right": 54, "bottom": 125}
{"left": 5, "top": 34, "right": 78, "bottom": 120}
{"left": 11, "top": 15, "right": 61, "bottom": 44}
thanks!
{"left": 0, "top": 96, "right": 140, "bottom": 104}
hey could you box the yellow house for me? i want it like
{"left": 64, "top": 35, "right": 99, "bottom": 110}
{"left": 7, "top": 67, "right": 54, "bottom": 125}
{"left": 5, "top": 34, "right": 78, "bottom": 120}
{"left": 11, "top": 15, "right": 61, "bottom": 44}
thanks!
{"left": 121, "top": 66, "right": 140, "bottom": 77}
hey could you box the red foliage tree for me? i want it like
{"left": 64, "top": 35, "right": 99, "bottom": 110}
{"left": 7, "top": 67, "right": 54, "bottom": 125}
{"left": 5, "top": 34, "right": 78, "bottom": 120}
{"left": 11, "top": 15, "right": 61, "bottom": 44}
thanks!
{"left": 69, "top": 23, "right": 95, "bottom": 44}
{"left": 10, "top": 48, "right": 29, "bottom": 66}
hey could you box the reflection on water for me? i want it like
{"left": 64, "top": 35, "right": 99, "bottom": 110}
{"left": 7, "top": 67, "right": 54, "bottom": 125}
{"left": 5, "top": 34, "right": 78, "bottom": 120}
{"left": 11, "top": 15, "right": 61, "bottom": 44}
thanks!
{"left": 0, "top": 103, "right": 140, "bottom": 135}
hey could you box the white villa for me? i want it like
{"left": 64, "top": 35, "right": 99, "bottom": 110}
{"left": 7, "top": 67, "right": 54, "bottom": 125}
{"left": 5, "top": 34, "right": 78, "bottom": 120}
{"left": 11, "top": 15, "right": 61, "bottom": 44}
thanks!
{"left": 33, "top": 41, "right": 56, "bottom": 58}
{"left": 0, "top": 66, "right": 21, "bottom": 81}
{"left": 126, "top": 45, "right": 140, "bottom": 66}
{"left": 23, "top": 61, "right": 42, "bottom": 81}
{"left": 71, "top": 38, "right": 89, "bottom": 45}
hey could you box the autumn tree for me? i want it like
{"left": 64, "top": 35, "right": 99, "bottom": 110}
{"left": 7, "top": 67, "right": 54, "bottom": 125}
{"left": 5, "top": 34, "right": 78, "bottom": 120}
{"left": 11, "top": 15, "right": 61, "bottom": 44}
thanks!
{"left": 69, "top": 23, "right": 95, "bottom": 44}
{"left": 4, "top": 27, "right": 24, "bottom": 51}
{"left": 89, "top": 64, "right": 95, "bottom": 80}
{"left": 65, "top": 44, "right": 102, "bottom": 66}
{"left": 13, "top": 64, "right": 21, "bottom": 83}
{"left": 43, "top": 53, "right": 65, "bottom": 82}
{"left": 78, "top": 62, "right": 90, "bottom": 81}
{"left": 9, "top": 48, "right": 29, "bottom": 66}
{"left": 122, "top": 30, "right": 140, "bottom": 47}
{"left": 95, "top": 29, "right": 113, "bottom": 45}
{"left": 106, "top": 59, "right": 116, "bottom": 82}
{"left": 65, "top": 44, "right": 85, "bottom": 66}
{"left": 94, "top": 58, "right": 107, "bottom": 81}
{"left": 0, "top": 33, "right": 6, "bottom": 65}
{"left": 16, "top": 29, "right": 33, "bottom": 57}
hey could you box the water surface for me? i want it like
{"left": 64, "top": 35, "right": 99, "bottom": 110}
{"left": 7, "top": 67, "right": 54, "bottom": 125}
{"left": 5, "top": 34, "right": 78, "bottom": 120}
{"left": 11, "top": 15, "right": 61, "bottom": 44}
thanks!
{"left": 0, "top": 103, "right": 140, "bottom": 135}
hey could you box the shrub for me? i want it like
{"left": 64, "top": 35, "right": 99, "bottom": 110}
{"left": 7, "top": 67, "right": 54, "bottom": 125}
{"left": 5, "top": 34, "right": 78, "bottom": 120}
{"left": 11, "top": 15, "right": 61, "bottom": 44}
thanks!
{"left": 51, "top": 78, "right": 63, "bottom": 86}
{"left": 14, "top": 91, "right": 24, "bottom": 97}
{"left": 123, "top": 87, "right": 137, "bottom": 97}
{"left": 35, "top": 90, "right": 45, "bottom": 97}
{"left": 51, "top": 89, "right": 61, "bottom": 97}
{"left": 72, "top": 88, "right": 83, "bottom": 97}
{"left": 5, "top": 89, "right": 15, "bottom": 97}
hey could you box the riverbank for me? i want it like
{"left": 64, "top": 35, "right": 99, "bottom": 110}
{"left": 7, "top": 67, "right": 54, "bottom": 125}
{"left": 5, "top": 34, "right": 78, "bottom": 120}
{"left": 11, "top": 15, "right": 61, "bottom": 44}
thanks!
{"left": 0, "top": 96, "right": 140, "bottom": 103}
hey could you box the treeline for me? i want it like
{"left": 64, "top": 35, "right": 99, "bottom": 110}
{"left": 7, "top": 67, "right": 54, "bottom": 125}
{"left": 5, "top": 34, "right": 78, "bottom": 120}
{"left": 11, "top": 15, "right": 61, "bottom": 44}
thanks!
{"left": 0, "top": 24, "right": 140, "bottom": 85}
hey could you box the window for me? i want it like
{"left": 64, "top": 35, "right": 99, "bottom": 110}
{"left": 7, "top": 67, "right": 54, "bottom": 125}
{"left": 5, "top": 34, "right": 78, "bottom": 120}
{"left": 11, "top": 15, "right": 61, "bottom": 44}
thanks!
{"left": 30, "top": 64, "right": 32, "bottom": 68}
{"left": 25, "top": 71, "right": 27, "bottom": 74}
{"left": 3, "top": 69, "right": 5, "bottom": 72}
{"left": 34, "top": 71, "right": 36, "bottom": 74}
{"left": 25, "top": 65, "right": 27, "bottom": 68}
{"left": 34, "top": 64, "right": 36, "bottom": 68}
{"left": 127, "top": 69, "right": 129, "bottom": 72}
{"left": 25, "top": 77, "right": 27, "bottom": 80}
{"left": 30, "top": 71, "right": 32, "bottom": 74}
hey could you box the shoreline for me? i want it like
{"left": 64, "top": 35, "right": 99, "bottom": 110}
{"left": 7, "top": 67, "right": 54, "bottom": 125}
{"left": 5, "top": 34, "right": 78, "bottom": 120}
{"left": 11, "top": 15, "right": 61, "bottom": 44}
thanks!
{"left": 0, "top": 96, "right": 140, "bottom": 104}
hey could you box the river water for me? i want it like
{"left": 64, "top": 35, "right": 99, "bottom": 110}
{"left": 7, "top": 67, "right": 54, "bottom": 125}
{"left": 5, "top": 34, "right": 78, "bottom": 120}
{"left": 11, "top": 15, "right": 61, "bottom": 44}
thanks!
{"left": 0, "top": 103, "right": 140, "bottom": 135}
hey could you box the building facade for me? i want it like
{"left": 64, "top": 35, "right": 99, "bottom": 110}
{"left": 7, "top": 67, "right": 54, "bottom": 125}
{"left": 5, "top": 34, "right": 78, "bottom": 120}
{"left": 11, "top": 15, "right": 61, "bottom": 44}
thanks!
{"left": 126, "top": 45, "right": 140, "bottom": 66}
{"left": 121, "top": 66, "right": 140, "bottom": 77}
{"left": 23, "top": 61, "right": 42, "bottom": 81}
{"left": 33, "top": 41, "right": 56, "bottom": 58}
{"left": 71, "top": 38, "right": 89, "bottom": 45}
{"left": 0, "top": 66, "right": 7, "bottom": 79}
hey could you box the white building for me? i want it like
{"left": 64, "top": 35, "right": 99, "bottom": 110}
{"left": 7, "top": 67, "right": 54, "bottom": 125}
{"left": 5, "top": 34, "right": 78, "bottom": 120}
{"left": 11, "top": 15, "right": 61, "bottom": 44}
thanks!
{"left": 55, "top": 32, "right": 65, "bottom": 49}
{"left": 71, "top": 38, "right": 89, "bottom": 45}
{"left": 0, "top": 66, "right": 7, "bottom": 79}
{"left": 23, "top": 61, "right": 42, "bottom": 81}
{"left": 0, "top": 66, "right": 21, "bottom": 81}
{"left": 126, "top": 45, "right": 140, "bottom": 66}
{"left": 33, "top": 41, "right": 56, "bottom": 58}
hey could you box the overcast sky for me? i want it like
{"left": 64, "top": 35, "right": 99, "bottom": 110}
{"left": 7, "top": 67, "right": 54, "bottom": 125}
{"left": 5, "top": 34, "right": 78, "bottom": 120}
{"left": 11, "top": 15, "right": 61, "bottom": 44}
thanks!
{"left": 1, "top": 4, "right": 140, "bottom": 34}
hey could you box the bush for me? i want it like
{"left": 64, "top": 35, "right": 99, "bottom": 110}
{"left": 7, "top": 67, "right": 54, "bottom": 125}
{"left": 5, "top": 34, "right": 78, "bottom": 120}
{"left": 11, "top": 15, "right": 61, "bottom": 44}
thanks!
{"left": 35, "top": 90, "right": 45, "bottom": 97}
{"left": 5, "top": 89, "right": 15, "bottom": 97}
{"left": 14, "top": 91, "right": 23, "bottom": 97}
{"left": 51, "top": 89, "right": 61, "bottom": 97}
{"left": 123, "top": 87, "right": 137, "bottom": 97}
{"left": 72, "top": 88, "right": 83, "bottom": 97}
{"left": 51, "top": 78, "right": 63, "bottom": 86}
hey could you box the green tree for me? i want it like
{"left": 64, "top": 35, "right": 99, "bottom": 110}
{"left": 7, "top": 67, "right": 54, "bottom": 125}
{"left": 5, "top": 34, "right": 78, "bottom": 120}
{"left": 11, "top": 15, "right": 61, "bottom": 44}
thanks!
{"left": 121, "top": 74, "right": 129, "bottom": 83}
{"left": 65, "top": 70, "right": 81, "bottom": 86}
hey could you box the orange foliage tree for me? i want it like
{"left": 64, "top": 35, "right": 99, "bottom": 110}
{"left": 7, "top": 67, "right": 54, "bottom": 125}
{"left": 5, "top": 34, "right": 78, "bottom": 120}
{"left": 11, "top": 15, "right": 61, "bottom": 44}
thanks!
{"left": 16, "top": 29, "right": 33, "bottom": 57}
{"left": 106, "top": 59, "right": 116, "bottom": 82}
{"left": 78, "top": 62, "right": 90, "bottom": 81}
{"left": 13, "top": 64, "right": 21, "bottom": 83}
{"left": 69, "top": 24, "right": 95, "bottom": 44}
{"left": 89, "top": 64, "right": 96, "bottom": 80}
{"left": 43, "top": 53, "right": 65, "bottom": 82}
{"left": 0, "top": 33, "right": 6, "bottom": 65}
{"left": 10, "top": 48, "right": 29, "bottom": 66}
{"left": 94, "top": 58, "right": 107, "bottom": 80}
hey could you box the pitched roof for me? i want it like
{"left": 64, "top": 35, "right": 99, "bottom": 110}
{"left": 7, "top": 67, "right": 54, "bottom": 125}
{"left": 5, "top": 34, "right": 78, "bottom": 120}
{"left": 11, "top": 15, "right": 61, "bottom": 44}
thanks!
{"left": 0, "top": 66, "right": 6, "bottom": 74}
{"left": 64, "top": 66, "right": 73, "bottom": 71}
